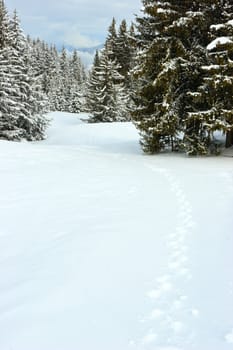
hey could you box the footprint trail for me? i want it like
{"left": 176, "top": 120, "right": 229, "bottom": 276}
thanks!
{"left": 137, "top": 165, "right": 198, "bottom": 348}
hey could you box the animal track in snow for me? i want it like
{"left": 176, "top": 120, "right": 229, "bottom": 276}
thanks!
{"left": 138, "top": 164, "right": 197, "bottom": 347}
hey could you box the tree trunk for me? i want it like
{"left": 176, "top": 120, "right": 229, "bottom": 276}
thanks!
{"left": 225, "top": 128, "right": 233, "bottom": 148}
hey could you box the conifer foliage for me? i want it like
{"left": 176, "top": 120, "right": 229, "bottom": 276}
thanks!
{"left": 0, "top": 1, "right": 87, "bottom": 141}
{"left": 132, "top": 0, "right": 233, "bottom": 154}
{"left": 86, "top": 18, "right": 136, "bottom": 123}
{"left": 0, "top": 0, "right": 48, "bottom": 141}
{"left": 48, "top": 46, "right": 86, "bottom": 113}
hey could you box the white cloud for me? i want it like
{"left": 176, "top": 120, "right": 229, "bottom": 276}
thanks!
{"left": 77, "top": 51, "right": 95, "bottom": 69}
{"left": 62, "top": 26, "right": 100, "bottom": 48}
{"left": 6, "top": 0, "right": 142, "bottom": 47}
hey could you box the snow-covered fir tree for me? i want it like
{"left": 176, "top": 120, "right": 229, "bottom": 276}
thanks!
{"left": 47, "top": 46, "right": 86, "bottom": 113}
{"left": 0, "top": 0, "right": 20, "bottom": 139}
{"left": 86, "top": 19, "right": 134, "bottom": 123}
{"left": 131, "top": 1, "right": 190, "bottom": 153}
{"left": 87, "top": 47, "right": 127, "bottom": 123}
{"left": 68, "top": 49, "right": 86, "bottom": 113}
{"left": 131, "top": 0, "right": 233, "bottom": 154}
{"left": 115, "top": 20, "right": 135, "bottom": 85}
{"left": 27, "top": 37, "right": 86, "bottom": 113}
{"left": 186, "top": 0, "right": 233, "bottom": 153}
{"left": 0, "top": 2, "right": 48, "bottom": 140}
{"left": 85, "top": 50, "right": 101, "bottom": 115}
{"left": 115, "top": 20, "right": 136, "bottom": 111}
{"left": 105, "top": 17, "right": 118, "bottom": 61}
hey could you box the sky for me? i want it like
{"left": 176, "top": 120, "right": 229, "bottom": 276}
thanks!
{"left": 5, "top": 0, "right": 142, "bottom": 48}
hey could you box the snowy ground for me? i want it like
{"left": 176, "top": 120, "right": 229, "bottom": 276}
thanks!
{"left": 0, "top": 112, "right": 233, "bottom": 350}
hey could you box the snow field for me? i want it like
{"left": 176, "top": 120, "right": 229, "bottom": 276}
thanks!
{"left": 0, "top": 112, "right": 233, "bottom": 350}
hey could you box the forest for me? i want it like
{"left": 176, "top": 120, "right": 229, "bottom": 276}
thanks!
{"left": 1, "top": 0, "right": 233, "bottom": 155}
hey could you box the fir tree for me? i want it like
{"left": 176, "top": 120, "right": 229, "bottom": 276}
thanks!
{"left": 0, "top": 4, "right": 48, "bottom": 140}
{"left": 86, "top": 19, "right": 131, "bottom": 123}
{"left": 87, "top": 48, "right": 125, "bottom": 123}
{"left": 105, "top": 17, "right": 117, "bottom": 61}
{"left": 68, "top": 49, "right": 85, "bottom": 113}
{"left": 184, "top": 0, "right": 233, "bottom": 153}
{"left": 85, "top": 50, "right": 101, "bottom": 115}
{"left": 10, "top": 10, "right": 48, "bottom": 140}
{"left": 131, "top": 0, "right": 231, "bottom": 155}
{"left": 131, "top": 1, "right": 188, "bottom": 153}
{"left": 0, "top": 2, "right": 21, "bottom": 139}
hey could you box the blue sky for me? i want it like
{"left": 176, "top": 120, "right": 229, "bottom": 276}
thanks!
{"left": 6, "top": 0, "right": 142, "bottom": 48}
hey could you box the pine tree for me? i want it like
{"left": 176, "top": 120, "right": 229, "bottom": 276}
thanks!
{"left": 0, "top": 0, "right": 10, "bottom": 48}
{"left": 48, "top": 47, "right": 86, "bottom": 113}
{"left": 184, "top": 0, "right": 233, "bottom": 153}
{"left": 68, "top": 49, "right": 85, "bottom": 113}
{"left": 114, "top": 20, "right": 130, "bottom": 80}
{"left": 114, "top": 20, "right": 136, "bottom": 116}
{"left": 87, "top": 48, "right": 125, "bottom": 123}
{"left": 0, "top": 1, "right": 22, "bottom": 139}
{"left": 131, "top": 1, "right": 188, "bottom": 153}
{"left": 85, "top": 50, "right": 101, "bottom": 114}
{"left": 10, "top": 10, "right": 48, "bottom": 140}
{"left": 105, "top": 17, "right": 117, "bottom": 61}
{"left": 86, "top": 19, "right": 131, "bottom": 123}
{"left": 205, "top": 0, "right": 233, "bottom": 149}
{"left": 131, "top": 0, "right": 229, "bottom": 154}
{"left": 0, "top": 4, "right": 48, "bottom": 140}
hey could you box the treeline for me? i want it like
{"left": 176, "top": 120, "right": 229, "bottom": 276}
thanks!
{"left": 87, "top": 1, "right": 233, "bottom": 155}
{"left": 28, "top": 39, "right": 86, "bottom": 113}
{"left": 85, "top": 18, "right": 136, "bottom": 122}
{"left": 0, "top": 0, "right": 86, "bottom": 141}
{"left": 1, "top": 0, "right": 233, "bottom": 155}
{"left": 131, "top": 0, "right": 233, "bottom": 155}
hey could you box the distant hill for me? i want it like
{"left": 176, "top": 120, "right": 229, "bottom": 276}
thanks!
{"left": 57, "top": 44, "right": 104, "bottom": 69}
{"left": 77, "top": 44, "right": 104, "bottom": 54}
{"left": 57, "top": 43, "right": 103, "bottom": 54}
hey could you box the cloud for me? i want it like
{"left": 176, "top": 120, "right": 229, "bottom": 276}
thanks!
{"left": 77, "top": 51, "right": 96, "bottom": 69}
{"left": 61, "top": 25, "right": 101, "bottom": 48}
{"left": 63, "top": 32, "right": 100, "bottom": 48}
{"left": 6, "top": 0, "right": 142, "bottom": 47}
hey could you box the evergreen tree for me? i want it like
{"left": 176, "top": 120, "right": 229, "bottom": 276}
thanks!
{"left": 0, "top": 4, "right": 48, "bottom": 140}
{"left": 105, "top": 17, "right": 117, "bottom": 61}
{"left": 115, "top": 20, "right": 134, "bottom": 82}
{"left": 182, "top": 0, "right": 233, "bottom": 154}
{"left": 48, "top": 47, "right": 86, "bottom": 113}
{"left": 131, "top": 1, "right": 190, "bottom": 153}
{"left": 85, "top": 50, "right": 101, "bottom": 114}
{"left": 131, "top": 0, "right": 232, "bottom": 155}
{"left": 10, "top": 10, "right": 48, "bottom": 140}
{"left": 0, "top": 1, "right": 21, "bottom": 139}
{"left": 87, "top": 48, "right": 126, "bottom": 123}
{"left": 114, "top": 20, "right": 136, "bottom": 115}
{"left": 0, "top": 0, "right": 10, "bottom": 48}
{"left": 68, "top": 49, "right": 85, "bottom": 113}
{"left": 86, "top": 19, "right": 131, "bottom": 123}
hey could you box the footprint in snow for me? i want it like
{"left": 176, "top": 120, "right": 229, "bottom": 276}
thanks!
{"left": 137, "top": 165, "right": 198, "bottom": 347}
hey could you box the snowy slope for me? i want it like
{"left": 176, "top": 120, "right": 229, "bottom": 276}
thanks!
{"left": 0, "top": 112, "right": 233, "bottom": 350}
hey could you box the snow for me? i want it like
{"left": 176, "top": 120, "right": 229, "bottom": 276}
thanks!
{"left": 211, "top": 20, "right": 233, "bottom": 30}
{"left": 0, "top": 111, "right": 233, "bottom": 350}
{"left": 210, "top": 24, "right": 225, "bottom": 31}
{"left": 207, "top": 36, "right": 233, "bottom": 51}
{"left": 225, "top": 328, "right": 233, "bottom": 344}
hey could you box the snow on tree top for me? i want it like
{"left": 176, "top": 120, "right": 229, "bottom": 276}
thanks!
{"left": 157, "top": 8, "right": 176, "bottom": 15}
{"left": 207, "top": 36, "right": 233, "bottom": 51}
{"left": 210, "top": 24, "right": 225, "bottom": 30}
{"left": 211, "top": 20, "right": 233, "bottom": 31}
{"left": 171, "top": 17, "right": 191, "bottom": 27}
